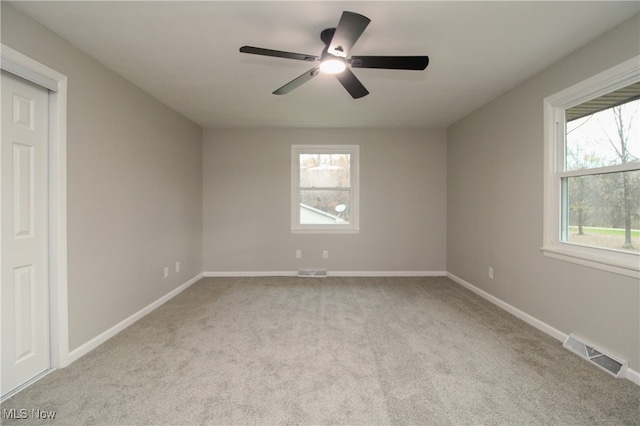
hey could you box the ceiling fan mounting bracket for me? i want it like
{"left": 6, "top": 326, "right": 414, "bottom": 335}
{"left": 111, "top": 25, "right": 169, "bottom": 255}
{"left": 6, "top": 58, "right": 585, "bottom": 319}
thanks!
{"left": 320, "top": 28, "right": 336, "bottom": 46}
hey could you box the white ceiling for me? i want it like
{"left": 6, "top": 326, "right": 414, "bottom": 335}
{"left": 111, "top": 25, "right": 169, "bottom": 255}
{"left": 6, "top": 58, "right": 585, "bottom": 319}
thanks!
{"left": 10, "top": 1, "right": 640, "bottom": 128}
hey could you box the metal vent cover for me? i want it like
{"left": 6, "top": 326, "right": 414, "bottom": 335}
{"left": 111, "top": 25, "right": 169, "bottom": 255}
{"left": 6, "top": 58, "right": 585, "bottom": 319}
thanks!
{"left": 297, "top": 269, "right": 327, "bottom": 278}
{"left": 563, "top": 334, "right": 627, "bottom": 378}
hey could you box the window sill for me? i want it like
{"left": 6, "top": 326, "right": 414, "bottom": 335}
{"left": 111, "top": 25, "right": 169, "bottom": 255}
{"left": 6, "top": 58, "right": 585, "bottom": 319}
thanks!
{"left": 541, "top": 245, "right": 639, "bottom": 279}
{"left": 291, "top": 227, "right": 359, "bottom": 234}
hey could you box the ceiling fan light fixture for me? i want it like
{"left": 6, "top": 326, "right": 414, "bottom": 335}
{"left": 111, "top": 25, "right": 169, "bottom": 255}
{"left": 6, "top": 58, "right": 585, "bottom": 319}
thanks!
{"left": 319, "top": 58, "right": 346, "bottom": 74}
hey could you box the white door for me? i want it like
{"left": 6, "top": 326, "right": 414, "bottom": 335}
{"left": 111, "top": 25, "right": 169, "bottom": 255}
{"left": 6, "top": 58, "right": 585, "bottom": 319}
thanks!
{"left": 1, "top": 70, "right": 50, "bottom": 397}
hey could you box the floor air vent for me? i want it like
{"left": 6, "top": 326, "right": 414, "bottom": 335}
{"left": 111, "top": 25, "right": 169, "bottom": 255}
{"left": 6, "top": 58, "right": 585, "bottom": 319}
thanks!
{"left": 563, "top": 334, "right": 627, "bottom": 378}
{"left": 297, "top": 269, "right": 327, "bottom": 278}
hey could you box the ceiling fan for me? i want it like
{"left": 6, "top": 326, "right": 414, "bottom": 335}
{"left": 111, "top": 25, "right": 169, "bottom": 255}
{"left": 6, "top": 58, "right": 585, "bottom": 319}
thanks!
{"left": 239, "top": 11, "right": 429, "bottom": 99}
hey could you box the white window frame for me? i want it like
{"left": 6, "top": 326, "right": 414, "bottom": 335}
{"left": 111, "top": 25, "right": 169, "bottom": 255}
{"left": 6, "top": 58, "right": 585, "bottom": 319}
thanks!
{"left": 291, "top": 144, "right": 360, "bottom": 234}
{"left": 542, "top": 56, "right": 640, "bottom": 279}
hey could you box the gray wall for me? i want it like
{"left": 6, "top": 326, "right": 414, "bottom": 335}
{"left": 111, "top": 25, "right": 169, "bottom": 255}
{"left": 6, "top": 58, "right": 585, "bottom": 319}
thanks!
{"left": 203, "top": 128, "right": 447, "bottom": 274}
{"left": 2, "top": 4, "right": 203, "bottom": 350}
{"left": 447, "top": 16, "right": 640, "bottom": 370}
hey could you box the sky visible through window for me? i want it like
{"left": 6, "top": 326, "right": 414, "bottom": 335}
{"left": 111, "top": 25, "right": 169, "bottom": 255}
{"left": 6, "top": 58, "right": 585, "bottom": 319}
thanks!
{"left": 566, "top": 99, "right": 639, "bottom": 170}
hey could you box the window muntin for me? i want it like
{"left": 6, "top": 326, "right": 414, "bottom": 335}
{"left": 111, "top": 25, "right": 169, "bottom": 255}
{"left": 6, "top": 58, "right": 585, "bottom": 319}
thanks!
{"left": 291, "top": 145, "right": 359, "bottom": 233}
{"left": 542, "top": 56, "right": 640, "bottom": 278}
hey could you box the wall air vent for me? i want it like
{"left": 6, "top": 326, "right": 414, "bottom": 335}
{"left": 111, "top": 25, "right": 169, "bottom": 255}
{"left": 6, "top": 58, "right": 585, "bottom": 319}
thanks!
{"left": 297, "top": 269, "right": 327, "bottom": 278}
{"left": 563, "top": 333, "right": 627, "bottom": 378}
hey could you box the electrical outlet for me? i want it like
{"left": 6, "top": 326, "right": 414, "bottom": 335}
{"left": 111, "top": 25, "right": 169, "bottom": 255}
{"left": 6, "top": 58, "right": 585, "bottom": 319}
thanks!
{"left": 323, "top": 250, "right": 328, "bottom": 259}
{"left": 176, "top": 261, "right": 180, "bottom": 272}
{"left": 296, "top": 250, "right": 302, "bottom": 259}
{"left": 164, "top": 267, "right": 169, "bottom": 279}
{"left": 488, "top": 267, "right": 494, "bottom": 279}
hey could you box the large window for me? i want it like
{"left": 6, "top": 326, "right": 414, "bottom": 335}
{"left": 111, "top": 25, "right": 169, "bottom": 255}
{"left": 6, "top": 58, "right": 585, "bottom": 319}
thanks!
{"left": 291, "top": 145, "right": 359, "bottom": 233}
{"left": 543, "top": 57, "right": 640, "bottom": 278}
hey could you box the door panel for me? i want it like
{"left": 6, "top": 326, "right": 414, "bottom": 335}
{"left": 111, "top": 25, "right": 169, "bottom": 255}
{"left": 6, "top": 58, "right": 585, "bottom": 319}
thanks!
{"left": 1, "top": 70, "right": 49, "bottom": 397}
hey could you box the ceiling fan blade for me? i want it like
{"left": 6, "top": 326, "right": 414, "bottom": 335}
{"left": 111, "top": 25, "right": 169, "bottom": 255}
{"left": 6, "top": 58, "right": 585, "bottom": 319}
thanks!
{"left": 335, "top": 68, "right": 369, "bottom": 99}
{"left": 350, "top": 56, "right": 429, "bottom": 70}
{"left": 327, "top": 11, "right": 371, "bottom": 57}
{"left": 240, "top": 46, "right": 319, "bottom": 62}
{"left": 273, "top": 68, "right": 320, "bottom": 95}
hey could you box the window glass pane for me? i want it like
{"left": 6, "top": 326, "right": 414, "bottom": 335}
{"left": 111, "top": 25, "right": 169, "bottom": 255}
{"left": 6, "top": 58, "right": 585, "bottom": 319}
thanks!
{"left": 562, "top": 170, "right": 640, "bottom": 252}
{"left": 300, "top": 189, "right": 350, "bottom": 224}
{"left": 299, "top": 154, "right": 350, "bottom": 188}
{"left": 292, "top": 145, "right": 358, "bottom": 232}
{"left": 566, "top": 97, "right": 639, "bottom": 172}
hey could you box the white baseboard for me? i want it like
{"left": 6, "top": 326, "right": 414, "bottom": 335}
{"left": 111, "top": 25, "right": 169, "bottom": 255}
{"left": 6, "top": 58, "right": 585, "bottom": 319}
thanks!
{"left": 446, "top": 272, "right": 639, "bottom": 386}
{"left": 627, "top": 366, "right": 640, "bottom": 386}
{"left": 203, "top": 271, "right": 297, "bottom": 277}
{"left": 203, "top": 270, "right": 447, "bottom": 277}
{"left": 330, "top": 270, "right": 447, "bottom": 277}
{"left": 67, "top": 273, "right": 203, "bottom": 364}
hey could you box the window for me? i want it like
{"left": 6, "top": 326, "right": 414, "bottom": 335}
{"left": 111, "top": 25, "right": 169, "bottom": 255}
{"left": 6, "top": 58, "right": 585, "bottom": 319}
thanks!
{"left": 291, "top": 145, "right": 359, "bottom": 233}
{"left": 543, "top": 57, "right": 640, "bottom": 278}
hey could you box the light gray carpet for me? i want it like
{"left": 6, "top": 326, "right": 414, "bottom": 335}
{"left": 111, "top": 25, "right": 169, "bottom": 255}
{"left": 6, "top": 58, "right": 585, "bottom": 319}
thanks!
{"left": 2, "top": 276, "right": 639, "bottom": 425}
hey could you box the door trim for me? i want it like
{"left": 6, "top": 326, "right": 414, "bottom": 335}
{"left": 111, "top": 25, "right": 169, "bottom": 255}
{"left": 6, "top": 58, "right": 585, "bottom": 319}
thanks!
{"left": 1, "top": 44, "right": 69, "bottom": 369}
